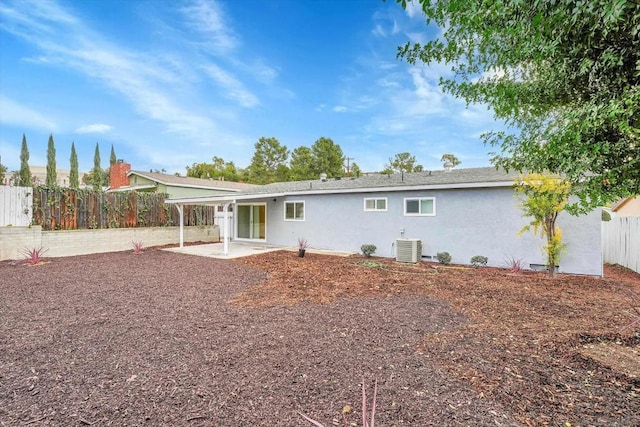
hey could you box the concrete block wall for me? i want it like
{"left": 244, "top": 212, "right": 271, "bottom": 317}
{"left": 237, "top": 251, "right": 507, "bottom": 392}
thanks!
{"left": 0, "top": 225, "right": 219, "bottom": 261}
{"left": 0, "top": 226, "right": 42, "bottom": 260}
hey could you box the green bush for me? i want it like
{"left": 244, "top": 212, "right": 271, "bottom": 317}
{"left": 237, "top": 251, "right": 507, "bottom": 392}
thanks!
{"left": 436, "top": 251, "right": 451, "bottom": 265}
{"left": 470, "top": 255, "right": 488, "bottom": 267}
{"left": 360, "top": 244, "right": 377, "bottom": 257}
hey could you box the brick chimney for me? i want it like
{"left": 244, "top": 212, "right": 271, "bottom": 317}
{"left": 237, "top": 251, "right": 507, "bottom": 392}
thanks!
{"left": 110, "top": 160, "right": 131, "bottom": 189}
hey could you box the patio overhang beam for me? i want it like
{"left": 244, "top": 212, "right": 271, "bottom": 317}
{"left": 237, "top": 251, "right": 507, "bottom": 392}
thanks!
{"left": 164, "top": 192, "right": 286, "bottom": 205}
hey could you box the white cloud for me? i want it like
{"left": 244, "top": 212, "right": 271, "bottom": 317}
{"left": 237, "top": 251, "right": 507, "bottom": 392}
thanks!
{"left": 203, "top": 64, "right": 259, "bottom": 108}
{"left": 251, "top": 59, "right": 278, "bottom": 83}
{"left": 179, "top": 0, "right": 238, "bottom": 55}
{"left": 75, "top": 123, "right": 113, "bottom": 134}
{"left": 405, "top": 67, "right": 446, "bottom": 114}
{"left": 333, "top": 105, "right": 348, "bottom": 113}
{"left": 405, "top": 31, "right": 427, "bottom": 44}
{"left": 372, "top": 24, "right": 386, "bottom": 37}
{"left": 404, "top": 1, "right": 425, "bottom": 19}
{"left": 0, "top": 0, "right": 224, "bottom": 142}
{"left": 377, "top": 77, "right": 400, "bottom": 88}
{"left": 372, "top": 10, "right": 400, "bottom": 37}
{"left": 0, "top": 96, "right": 57, "bottom": 130}
{"left": 0, "top": 0, "right": 77, "bottom": 38}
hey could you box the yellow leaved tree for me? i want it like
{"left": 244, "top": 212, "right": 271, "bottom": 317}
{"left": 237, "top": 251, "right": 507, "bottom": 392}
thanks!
{"left": 514, "top": 173, "right": 571, "bottom": 277}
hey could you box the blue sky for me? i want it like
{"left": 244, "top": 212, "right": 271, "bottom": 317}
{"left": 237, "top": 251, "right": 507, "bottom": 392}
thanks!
{"left": 0, "top": 0, "right": 503, "bottom": 176}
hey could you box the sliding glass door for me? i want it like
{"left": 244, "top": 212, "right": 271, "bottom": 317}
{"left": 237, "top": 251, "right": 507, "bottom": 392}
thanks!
{"left": 236, "top": 204, "right": 266, "bottom": 240}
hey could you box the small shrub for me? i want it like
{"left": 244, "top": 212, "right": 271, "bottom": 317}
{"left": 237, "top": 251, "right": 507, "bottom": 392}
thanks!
{"left": 360, "top": 244, "right": 377, "bottom": 257}
{"left": 132, "top": 241, "right": 144, "bottom": 254}
{"left": 505, "top": 256, "right": 525, "bottom": 273}
{"left": 21, "top": 247, "right": 48, "bottom": 265}
{"left": 470, "top": 255, "right": 488, "bottom": 267}
{"left": 297, "top": 237, "right": 309, "bottom": 249}
{"left": 436, "top": 251, "right": 451, "bottom": 265}
{"left": 601, "top": 210, "right": 612, "bottom": 221}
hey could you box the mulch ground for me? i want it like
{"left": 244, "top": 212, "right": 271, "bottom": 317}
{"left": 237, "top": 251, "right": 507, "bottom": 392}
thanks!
{"left": 1, "top": 249, "right": 638, "bottom": 426}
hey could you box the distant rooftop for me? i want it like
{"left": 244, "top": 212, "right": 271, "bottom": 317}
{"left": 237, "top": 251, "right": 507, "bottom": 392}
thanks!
{"left": 129, "top": 170, "right": 258, "bottom": 191}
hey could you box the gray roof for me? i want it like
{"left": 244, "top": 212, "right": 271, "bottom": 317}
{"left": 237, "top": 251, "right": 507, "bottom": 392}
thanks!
{"left": 243, "top": 167, "right": 520, "bottom": 195}
{"left": 166, "top": 167, "right": 522, "bottom": 204}
{"left": 130, "top": 171, "right": 258, "bottom": 191}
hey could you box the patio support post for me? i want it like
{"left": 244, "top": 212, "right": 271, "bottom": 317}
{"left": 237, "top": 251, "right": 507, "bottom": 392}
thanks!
{"left": 177, "top": 204, "right": 184, "bottom": 248}
{"left": 223, "top": 202, "right": 231, "bottom": 255}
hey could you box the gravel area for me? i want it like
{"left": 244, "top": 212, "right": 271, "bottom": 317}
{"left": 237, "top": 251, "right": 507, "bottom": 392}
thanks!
{"left": 1, "top": 248, "right": 638, "bottom": 426}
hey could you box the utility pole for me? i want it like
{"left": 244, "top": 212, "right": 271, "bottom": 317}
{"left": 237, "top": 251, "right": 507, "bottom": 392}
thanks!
{"left": 345, "top": 157, "right": 355, "bottom": 175}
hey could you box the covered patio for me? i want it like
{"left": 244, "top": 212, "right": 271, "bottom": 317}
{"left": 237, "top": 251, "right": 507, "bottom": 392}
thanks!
{"left": 165, "top": 192, "right": 285, "bottom": 256}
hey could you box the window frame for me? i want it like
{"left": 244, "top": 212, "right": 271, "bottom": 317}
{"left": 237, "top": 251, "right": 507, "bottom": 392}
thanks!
{"left": 363, "top": 197, "right": 388, "bottom": 212}
{"left": 403, "top": 197, "right": 436, "bottom": 216}
{"left": 284, "top": 200, "right": 305, "bottom": 221}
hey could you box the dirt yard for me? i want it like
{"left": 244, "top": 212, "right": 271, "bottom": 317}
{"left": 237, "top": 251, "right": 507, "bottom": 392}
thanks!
{"left": 1, "top": 249, "right": 638, "bottom": 426}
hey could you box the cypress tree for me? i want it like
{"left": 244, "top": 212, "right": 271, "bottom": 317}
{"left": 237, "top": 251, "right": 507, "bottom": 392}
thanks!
{"left": 19, "top": 134, "right": 32, "bottom": 187}
{"left": 70, "top": 142, "right": 79, "bottom": 189}
{"left": 46, "top": 134, "right": 57, "bottom": 187}
{"left": 92, "top": 142, "right": 102, "bottom": 191}
{"left": 110, "top": 144, "right": 117, "bottom": 166}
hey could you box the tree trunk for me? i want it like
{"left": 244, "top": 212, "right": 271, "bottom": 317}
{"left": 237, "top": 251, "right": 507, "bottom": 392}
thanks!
{"left": 547, "top": 218, "right": 556, "bottom": 277}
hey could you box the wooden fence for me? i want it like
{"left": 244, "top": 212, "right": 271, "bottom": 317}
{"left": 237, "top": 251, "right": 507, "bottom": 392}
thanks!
{"left": 602, "top": 217, "right": 640, "bottom": 273}
{"left": 30, "top": 187, "right": 216, "bottom": 230}
{"left": 0, "top": 186, "right": 32, "bottom": 226}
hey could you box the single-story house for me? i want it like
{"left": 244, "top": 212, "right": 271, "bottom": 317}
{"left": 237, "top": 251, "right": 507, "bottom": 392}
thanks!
{"left": 108, "top": 160, "right": 256, "bottom": 198}
{"left": 165, "top": 167, "right": 602, "bottom": 276}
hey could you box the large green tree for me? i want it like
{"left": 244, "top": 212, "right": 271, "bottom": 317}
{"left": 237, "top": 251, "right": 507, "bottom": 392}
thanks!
{"left": 310, "top": 137, "right": 344, "bottom": 178}
{"left": 289, "top": 146, "right": 316, "bottom": 181}
{"left": 186, "top": 156, "right": 240, "bottom": 182}
{"left": 349, "top": 162, "right": 362, "bottom": 177}
{"left": 396, "top": 0, "right": 639, "bottom": 212}
{"left": 247, "top": 137, "right": 290, "bottom": 184}
{"left": 46, "top": 134, "right": 57, "bottom": 187}
{"left": 18, "top": 134, "right": 31, "bottom": 187}
{"left": 441, "top": 153, "right": 461, "bottom": 169}
{"left": 69, "top": 142, "right": 79, "bottom": 189}
{"left": 386, "top": 152, "right": 423, "bottom": 173}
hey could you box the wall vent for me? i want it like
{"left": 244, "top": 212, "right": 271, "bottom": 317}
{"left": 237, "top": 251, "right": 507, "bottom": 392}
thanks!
{"left": 396, "top": 238, "right": 422, "bottom": 263}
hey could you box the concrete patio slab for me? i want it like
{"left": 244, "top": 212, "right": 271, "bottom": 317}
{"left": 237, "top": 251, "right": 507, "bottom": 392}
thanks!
{"left": 162, "top": 242, "right": 355, "bottom": 259}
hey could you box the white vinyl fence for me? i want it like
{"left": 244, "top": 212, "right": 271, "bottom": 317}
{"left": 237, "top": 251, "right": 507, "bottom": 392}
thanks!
{"left": 0, "top": 186, "right": 32, "bottom": 227}
{"left": 602, "top": 217, "right": 640, "bottom": 273}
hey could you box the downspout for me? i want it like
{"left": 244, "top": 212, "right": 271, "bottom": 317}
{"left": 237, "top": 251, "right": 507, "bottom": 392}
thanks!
{"left": 176, "top": 204, "right": 184, "bottom": 248}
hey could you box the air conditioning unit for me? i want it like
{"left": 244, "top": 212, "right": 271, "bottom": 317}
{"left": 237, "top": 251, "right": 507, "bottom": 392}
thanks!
{"left": 396, "top": 238, "right": 422, "bottom": 263}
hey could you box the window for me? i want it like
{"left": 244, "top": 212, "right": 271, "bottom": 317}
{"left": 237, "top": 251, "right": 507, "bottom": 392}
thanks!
{"left": 364, "top": 197, "right": 387, "bottom": 211}
{"left": 285, "top": 201, "right": 305, "bottom": 221}
{"left": 404, "top": 197, "right": 435, "bottom": 216}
